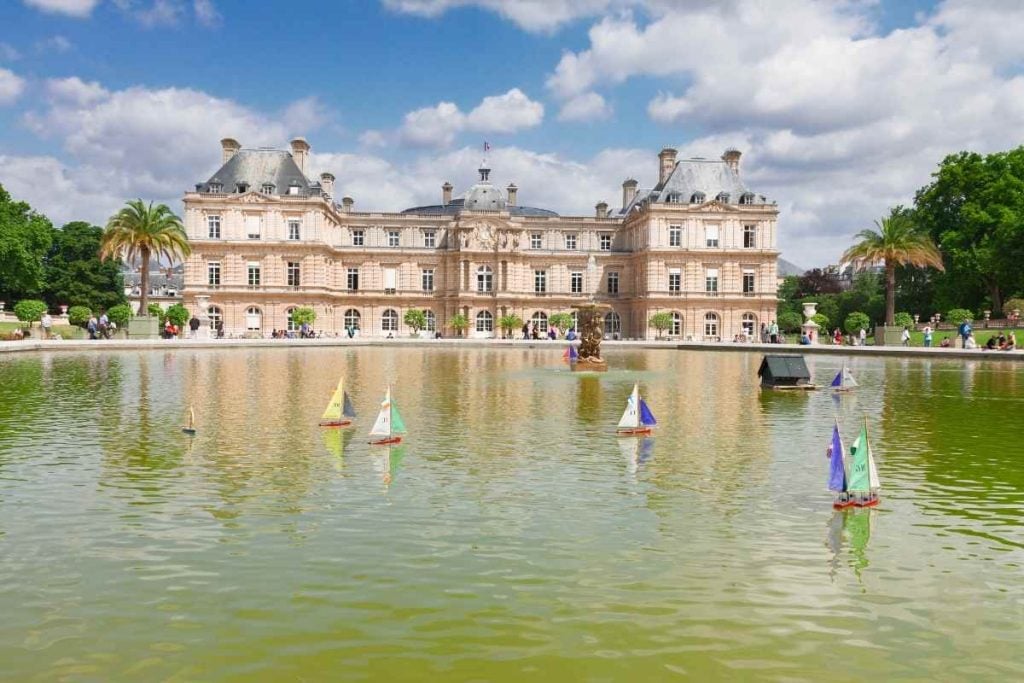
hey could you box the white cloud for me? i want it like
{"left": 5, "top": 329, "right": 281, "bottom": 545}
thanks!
{"left": 381, "top": 0, "right": 623, "bottom": 33}
{"left": 358, "top": 129, "right": 390, "bottom": 148}
{"left": 112, "top": 0, "right": 184, "bottom": 26}
{"left": 398, "top": 88, "right": 544, "bottom": 148}
{"left": 193, "top": 0, "right": 220, "bottom": 27}
{"left": 23, "top": 0, "right": 99, "bottom": 18}
{"left": 281, "top": 96, "right": 329, "bottom": 135}
{"left": 557, "top": 92, "right": 611, "bottom": 122}
{"left": 0, "top": 43, "right": 21, "bottom": 62}
{"left": 0, "top": 155, "right": 125, "bottom": 227}
{"left": 0, "top": 68, "right": 26, "bottom": 105}
{"left": 399, "top": 101, "right": 465, "bottom": 148}
{"left": 46, "top": 76, "right": 108, "bottom": 105}
{"left": 35, "top": 35, "right": 74, "bottom": 54}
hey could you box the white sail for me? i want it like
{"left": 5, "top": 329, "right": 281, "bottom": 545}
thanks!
{"left": 844, "top": 366, "right": 859, "bottom": 388}
{"left": 867, "top": 438, "right": 881, "bottom": 490}
{"left": 617, "top": 384, "right": 640, "bottom": 429}
{"left": 369, "top": 387, "right": 392, "bottom": 437}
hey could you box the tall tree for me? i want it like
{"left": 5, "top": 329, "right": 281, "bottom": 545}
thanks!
{"left": 99, "top": 200, "right": 190, "bottom": 314}
{"left": 0, "top": 184, "right": 53, "bottom": 303}
{"left": 45, "top": 221, "right": 126, "bottom": 312}
{"left": 842, "top": 209, "right": 944, "bottom": 325}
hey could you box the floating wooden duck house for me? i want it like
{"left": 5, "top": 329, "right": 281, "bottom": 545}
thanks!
{"left": 758, "top": 355, "right": 816, "bottom": 390}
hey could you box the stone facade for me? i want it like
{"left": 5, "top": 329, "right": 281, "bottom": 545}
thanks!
{"left": 182, "top": 139, "right": 779, "bottom": 339}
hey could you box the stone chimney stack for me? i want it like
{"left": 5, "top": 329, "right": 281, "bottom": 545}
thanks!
{"left": 290, "top": 137, "right": 310, "bottom": 174}
{"left": 506, "top": 183, "right": 518, "bottom": 206}
{"left": 595, "top": 201, "right": 608, "bottom": 218}
{"left": 442, "top": 182, "right": 453, "bottom": 205}
{"left": 341, "top": 196, "right": 354, "bottom": 213}
{"left": 220, "top": 137, "right": 241, "bottom": 164}
{"left": 319, "top": 172, "right": 335, "bottom": 200}
{"left": 621, "top": 178, "right": 638, "bottom": 210}
{"left": 722, "top": 148, "right": 742, "bottom": 174}
{"left": 658, "top": 147, "right": 677, "bottom": 185}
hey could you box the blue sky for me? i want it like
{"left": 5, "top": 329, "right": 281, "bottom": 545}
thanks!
{"left": 1, "top": 0, "right": 1022, "bottom": 266}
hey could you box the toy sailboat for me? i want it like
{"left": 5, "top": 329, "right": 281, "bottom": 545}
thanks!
{"left": 319, "top": 376, "right": 356, "bottom": 427}
{"left": 616, "top": 383, "right": 657, "bottom": 435}
{"left": 830, "top": 363, "right": 858, "bottom": 391}
{"left": 828, "top": 417, "right": 879, "bottom": 508}
{"left": 368, "top": 385, "right": 406, "bottom": 445}
{"left": 181, "top": 405, "right": 196, "bottom": 435}
{"left": 563, "top": 344, "right": 579, "bottom": 363}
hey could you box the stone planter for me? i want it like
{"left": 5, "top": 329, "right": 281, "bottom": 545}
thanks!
{"left": 874, "top": 325, "right": 903, "bottom": 346}
{"left": 127, "top": 316, "right": 161, "bottom": 339}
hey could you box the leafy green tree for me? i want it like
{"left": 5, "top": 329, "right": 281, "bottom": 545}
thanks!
{"left": 292, "top": 307, "right": 317, "bottom": 327}
{"left": 893, "top": 312, "right": 914, "bottom": 329}
{"left": 811, "top": 313, "right": 830, "bottom": 332}
{"left": 450, "top": 313, "right": 469, "bottom": 336}
{"left": 403, "top": 309, "right": 426, "bottom": 333}
{"left": 0, "top": 185, "right": 53, "bottom": 302}
{"left": 649, "top": 312, "right": 673, "bottom": 339}
{"left": 776, "top": 275, "right": 801, "bottom": 318}
{"left": 67, "top": 305, "right": 92, "bottom": 328}
{"left": 147, "top": 303, "right": 165, "bottom": 322}
{"left": 778, "top": 311, "right": 803, "bottom": 333}
{"left": 548, "top": 312, "right": 573, "bottom": 334}
{"left": 1003, "top": 297, "right": 1024, "bottom": 316}
{"left": 946, "top": 308, "right": 973, "bottom": 324}
{"left": 164, "top": 303, "right": 190, "bottom": 329}
{"left": 99, "top": 200, "right": 190, "bottom": 315}
{"left": 844, "top": 312, "right": 871, "bottom": 336}
{"left": 842, "top": 208, "right": 944, "bottom": 325}
{"left": 107, "top": 304, "right": 132, "bottom": 328}
{"left": 14, "top": 299, "right": 48, "bottom": 329}
{"left": 498, "top": 313, "right": 523, "bottom": 338}
{"left": 44, "top": 221, "right": 126, "bottom": 312}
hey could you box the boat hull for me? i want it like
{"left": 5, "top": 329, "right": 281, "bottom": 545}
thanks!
{"left": 834, "top": 493, "right": 879, "bottom": 509}
{"left": 181, "top": 428, "right": 196, "bottom": 435}
{"left": 616, "top": 427, "right": 653, "bottom": 436}
{"left": 319, "top": 419, "right": 353, "bottom": 428}
{"left": 369, "top": 436, "right": 402, "bottom": 446}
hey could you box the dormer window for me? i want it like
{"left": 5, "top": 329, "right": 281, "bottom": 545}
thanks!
{"left": 666, "top": 192, "right": 682, "bottom": 203}
{"left": 739, "top": 192, "right": 755, "bottom": 205}
{"left": 261, "top": 183, "right": 275, "bottom": 195}
{"left": 690, "top": 192, "right": 705, "bottom": 204}
{"left": 235, "top": 182, "right": 248, "bottom": 193}
{"left": 716, "top": 192, "right": 730, "bottom": 203}
{"left": 207, "top": 182, "right": 222, "bottom": 193}
{"left": 288, "top": 184, "right": 300, "bottom": 196}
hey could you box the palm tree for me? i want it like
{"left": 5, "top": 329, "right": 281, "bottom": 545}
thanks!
{"left": 841, "top": 211, "right": 944, "bottom": 325}
{"left": 100, "top": 200, "right": 190, "bottom": 315}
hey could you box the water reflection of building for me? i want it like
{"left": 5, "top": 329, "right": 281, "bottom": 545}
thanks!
{"left": 183, "top": 138, "right": 779, "bottom": 340}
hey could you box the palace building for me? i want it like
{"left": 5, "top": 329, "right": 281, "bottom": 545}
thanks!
{"left": 182, "top": 137, "right": 780, "bottom": 339}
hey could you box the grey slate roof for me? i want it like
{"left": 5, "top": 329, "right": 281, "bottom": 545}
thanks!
{"left": 777, "top": 258, "right": 805, "bottom": 277}
{"left": 402, "top": 197, "right": 558, "bottom": 218}
{"left": 622, "top": 157, "right": 769, "bottom": 213}
{"left": 196, "top": 149, "right": 320, "bottom": 195}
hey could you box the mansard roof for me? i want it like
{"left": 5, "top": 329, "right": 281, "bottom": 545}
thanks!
{"left": 622, "top": 157, "right": 770, "bottom": 213}
{"left": 401, "top": 198, "right": 559, "bottom": 218}
{"left": 196, "top": 149, "right": 320, "bottom": 195}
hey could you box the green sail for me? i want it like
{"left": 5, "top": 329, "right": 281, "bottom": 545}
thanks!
{"left": 847, "top": 423, "right": 871, "bottom": 492}
{"left": 390, "top": 401, "right": 407, "bottom": 435}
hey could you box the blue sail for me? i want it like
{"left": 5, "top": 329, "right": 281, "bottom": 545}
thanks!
{"left": 827, "top": 423, "right": 846, "bottom": 492}
{"left": 342, "top": 392, "right": 356, "bottom": 418}
{"left": 831, "top": 370, "right": 843, "bottom": 387}
{"left": 639, "top": 399, "right": 657, "bottom": 426}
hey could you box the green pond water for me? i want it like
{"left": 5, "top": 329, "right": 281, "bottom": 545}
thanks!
{"left": 1, "top": 347, "right": 1022, "bottom": 681}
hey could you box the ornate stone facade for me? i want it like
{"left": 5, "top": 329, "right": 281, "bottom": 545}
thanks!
{"left": 182, "top": 139, "right": 779, "bottom": 339}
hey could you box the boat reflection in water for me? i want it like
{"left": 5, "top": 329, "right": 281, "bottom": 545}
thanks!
{"left": 321, "top": 427, "right": 354, "bottom": 470}
{"left": 827, "top": 508, "right": 876, "bottom": 582}
{"left": 373, "top": 445, "right": 407, "bottom": 487}
{"left": 618, "top": 436, "right": 655, "bottom": 474}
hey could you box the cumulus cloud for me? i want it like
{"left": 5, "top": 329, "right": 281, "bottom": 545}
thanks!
{"left": 193, "top": 0, "right": 220, "bottom": 27}
{"left": 399, "top": 101, "right": 465, "bottom": 148}
{"left": 381, "top": 0, "right": 623, "bottom": 33}
{"left": 0, "top": 68, "right": 26, "bottom": 105}
{"left": 0, "top": 43, "right": 21, "bottom": 62}
{"left": 398, "top": 88, "right": 544, "bottom": 148}
{"left": 557, "top": 92, "right": 611, "bottom": 122}
{"left": 23, "top": 0, "right": 99, "bottom": 17}
{"left": 35, "top": 35, "right": 74, "bottom": 54}
{"left": 46, "top": 76, "right": 108, "bottom": 105}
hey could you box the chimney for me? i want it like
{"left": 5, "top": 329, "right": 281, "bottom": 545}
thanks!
{"left": 622, "top": 178, "right": 638, "bottom": 210}
{"left": 319, "top": 172, "right": 335, "bottom": 200}
{"left": 658, "top": 147, "right": 677, "bottom": 185}
{"left": 595, "top": 201, "right": 608, "bottom": 218}
{"left": 341, "top": 196, "right": 354, "bottom": 213}
{"left": 722, "top": 148, "right": 742, "bottom": 174}
{"left": 506, "top": 183, "right": 518, "bottom": 206}
{"left": 442, "top": 181, "right": 453, "bottom": 205}
{"left": 290, "top": 137, "right": 310, "bottom": 174}
{"left": 220, "top": 137, "right": 241, "bottom": 164}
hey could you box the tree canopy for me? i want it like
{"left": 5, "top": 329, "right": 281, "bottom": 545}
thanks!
{"left": 0, "top": 184, "right": 53, "bottom": 303}
{"left": 44, "top": 221, "right": 126, "bottom": 313}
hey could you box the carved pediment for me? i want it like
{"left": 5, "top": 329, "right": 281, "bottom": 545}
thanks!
{"left": 235, "top": 192, "right": 270, "bottom": 204}
{"left": 457, "top": 217, "right": 521, "bottom": 251}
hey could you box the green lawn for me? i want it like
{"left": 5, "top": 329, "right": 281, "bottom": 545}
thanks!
{"left": 0, "top": 321, "right": 85, "bottom": 339}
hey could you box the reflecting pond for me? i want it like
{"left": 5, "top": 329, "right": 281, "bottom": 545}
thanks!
{"left": 1, "top": 347, "right": 1022, "bottom": 681}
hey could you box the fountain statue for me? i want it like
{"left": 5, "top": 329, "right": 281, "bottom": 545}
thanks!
{"left": 571, "top": 303, "right": 610, "bottom": 372}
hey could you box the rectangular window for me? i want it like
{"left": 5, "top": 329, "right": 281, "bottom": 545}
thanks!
{"left": 423, "top": 230, "right": 436, "bottom": 248}
{"left": 743, "top": 270, "right": 755, "bottom": 294}
{"left": 388, "top": 230, "right": 400, "bottom": 247}
{"left": 207, "top": 215, "right": 221, "bottom": 239}
{"left": 744, "top": 224, "right": 757, "bottom": 248}
{"left": 705, "top": 268, "right": 719, "bottom": 295}
{"left": 669, "top": 225, "right": 682, "bottom": 247}
{"left": 288, "top": 220, "right": 301, "bottom": 241}
{"left": 668, "top": 269, "right": 681, "bottom": 293}
{"left": 531, "top": 233, "right": 542, "bottom": 249}
{"left": 352, "top": 229, "right": 364, "bottom": 246}
{"left": 607, "top": 271, "right": 619, "bottom": 294}
{"left": 570, "top": 271, "right": 583, "bottom": 294}
{"left": 534, "top": 270, "right": 547, "bottom": 293}
{"left": 347, "top": 268, "right": 359, "bottom": 291}
{"left": 247, "top": 262, "right": 261, "bottom": 287}
{"left": 383, "top": 267, "right": 397, "bottom": 294}
{"left": 207, "top": 262, "right": 220, "bottom": 287}
{"left": 287, "top": 261, "right": 301, "bottom": 287}
{"left": 245, "top": 215, "right": 261, "bottom": 240}
{"left": 705, "top": 225, "right": 719, "bottom": 248}
{"left": 565, "top": 233, "right": 577, "bottom": 250}
{"left": 422, "top": 268, "right": 434, "bottom": 291}
{"left": 600, "top": 233, "right": 612, "bottom": 251}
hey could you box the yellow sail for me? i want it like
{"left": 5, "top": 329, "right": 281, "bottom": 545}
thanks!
{"left": 321, "top": 377, "right": 345, "bottom": 421}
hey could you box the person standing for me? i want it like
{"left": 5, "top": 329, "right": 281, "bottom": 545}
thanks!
{"left": 189, "top": 314, "right": 201, "bottom": 338}
{"left": 769, "top": 320, "right": 779, "bottom": 344}
{"left": 87, "top": 315, "right": 98, "bottom": 340}
{"left": 859, "top": 327, "right": 867, "bottom": 346}
{"left": 41, "top": 312, "right": 53, "bottom": 340}
{"left": 901, "top": 327, "right": 911, "bottom": 347}
{"left": 958, "top": 319, "right": 972, "bottom": 348}
{"left": 98, "top": 310, "right": 110, "bottom": 339}
{"left": 923, "top": 325, "right": 933, "bottom": 347}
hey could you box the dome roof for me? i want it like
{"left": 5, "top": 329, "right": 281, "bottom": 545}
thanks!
{"left": 463, "top": 182, "right": 505, "bottom": 211}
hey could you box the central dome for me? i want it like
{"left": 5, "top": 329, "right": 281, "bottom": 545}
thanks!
{"left": 463, "top": 182, "right": 505, "bottom": 211}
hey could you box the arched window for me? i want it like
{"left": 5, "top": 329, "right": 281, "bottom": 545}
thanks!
{"left": 531, "top": 311, "right": 548, "bottom": 333}
{"left": 477, "top": 265, "right": 493, "bottom": 293}
{"left": 423, "top": 310, "right": 436, "bottom": 332}
{"left": 476, "top": 310, "right": 493, "bottom": 332}
{"left": 690, "top": 192, "right": 705, "bottom": 204}
{"left": 381, "top": 309, "right": 398, "bottom": 332}
{"left": 739, "top": 192, "right": 755, "bottom": 205}
{"left": 207, "top": 306, "right": 222, "bottom": 331}
{"left": 716, "top": 191, "right": 730, "bottom": 203}
{"left": 671, "top": 312, "right": 683, "bottom": 336}
{"left": 344, "top": 309, "right": 361, "bottom": 331}
{"left": 704, "top": 312, "right": 719, "bottom": 339}
{"left": 286, "top": 307, "right": 298, "bottom": 332}
{"left": 604, "top": 311, "right": 621, "bottom": 336}
{"left": 666, "top": 192, "right": 682, "bottom": 204}
{"left": 245, "top": 306, "right": 262, "bottom": 331}
{"left": 742, "top": 313, "right": 757, "bottom": 338}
